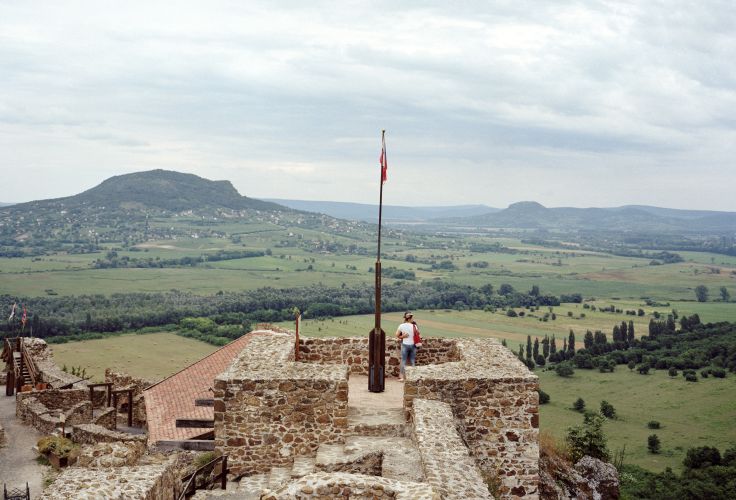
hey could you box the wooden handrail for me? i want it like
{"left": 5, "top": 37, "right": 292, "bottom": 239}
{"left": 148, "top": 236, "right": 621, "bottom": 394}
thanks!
{"left": 178, "top": 455, "right": 228, "bottom": 500}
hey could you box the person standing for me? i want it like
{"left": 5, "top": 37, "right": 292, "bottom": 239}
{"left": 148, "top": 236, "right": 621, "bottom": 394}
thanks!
{"left": 395, "top": 311, "right": 417, "bottom": 381}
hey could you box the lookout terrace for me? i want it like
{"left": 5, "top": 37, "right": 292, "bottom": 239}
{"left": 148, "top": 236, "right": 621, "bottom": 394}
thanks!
{"left": 211, "top": 332, "right": 539, "bottom": 498}
{"left": 2, "top": 330, "right": 539, "bottom": 499}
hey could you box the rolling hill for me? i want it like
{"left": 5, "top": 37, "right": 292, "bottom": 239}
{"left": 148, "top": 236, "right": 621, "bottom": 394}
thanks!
{"left": 266, "top": 199, "right": 498, "bottom": 222}
{"left": 446, "top": 201, "right": 736, "bottom": 233}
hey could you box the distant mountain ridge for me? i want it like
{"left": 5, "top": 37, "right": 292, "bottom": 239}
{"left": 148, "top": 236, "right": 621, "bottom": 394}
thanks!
{"left": 448, "top": 201, "right": 736, "bottom": 232}
{"left": 7, "top": 170, "right": 284, "bottom": 213}
{"left": 266, "top": 199, "right": 499, "bottom": 222}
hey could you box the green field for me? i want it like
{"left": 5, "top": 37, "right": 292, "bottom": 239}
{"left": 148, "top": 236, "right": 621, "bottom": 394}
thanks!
{"left": 49, "top": 332, "right": 218, "bottom": 382}
{"left": 276, "top": 302, "right": 736, "bottom": 349}
{"left": 538, "top": 368, "right": 736, "bottom": 472}
{"left": 2, "top": 229, "right": 735, "bottom": 303}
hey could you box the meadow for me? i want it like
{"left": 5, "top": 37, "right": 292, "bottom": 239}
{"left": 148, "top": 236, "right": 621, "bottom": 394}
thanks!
{"left": 1, "top": 227, "right": 735, "bottom": 303}
{"left": 538, "top": 368, "right": 736, "bottom": 472}
{"left": 50, "top": 332, "right": 218, "bottom": 382}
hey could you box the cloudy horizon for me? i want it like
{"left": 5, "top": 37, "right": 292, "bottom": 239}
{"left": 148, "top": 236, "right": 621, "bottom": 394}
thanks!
{"left": 1, "top": 1, "right": 735, "bottom": 210}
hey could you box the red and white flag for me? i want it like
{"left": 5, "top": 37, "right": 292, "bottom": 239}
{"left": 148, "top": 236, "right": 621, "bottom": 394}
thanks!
{"left": 379, "top": 140, "right": 388, "bottom": 184}
{"left": 21, "top": 305, "right": 27, "bottom": 328}
{"left": 8, "top": 303, "right": 16, "bottom": 321}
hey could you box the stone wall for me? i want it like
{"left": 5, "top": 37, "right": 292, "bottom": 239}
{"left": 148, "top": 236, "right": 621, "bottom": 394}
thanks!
{"left": 264, "top": 472, "right": 437, "bottom": 499}
{"left": 214, "top": 332, "right": 349, "bottom": 478}
{"left": 404, "top": 338, "right": 539, "bottom": 499}
{"left": 22, "top": 338, "right": 83, "bottom": 388}
{"left": 106, "top": 369, "right": 156, "bottom": 426}
{"left": 16, "top": 388, "right": 88, "bottom": 416}
{"left": 76, "top": 441, "right": 146, "bottom": 468}
{"left": 72, "top": 423, "right": 147, "bottom": 445}
{"left": 412, "top": 398, "right": 492, "bottom": 499}
{"left": 39, "top": 457, "right": 178, "bottom": 500}
{"left": 299, "top": 337, "right": 460, "bottom": 377}
{"left": 16, "top": 394, "right": 93, "bottom": 435}
{"left": 92, "top": 406, "right": 117, "bottom": 430}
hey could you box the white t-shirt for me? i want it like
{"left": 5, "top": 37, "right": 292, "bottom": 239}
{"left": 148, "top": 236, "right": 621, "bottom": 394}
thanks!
{"left": 398, "top": 322, "right": 415, "bottom": 346}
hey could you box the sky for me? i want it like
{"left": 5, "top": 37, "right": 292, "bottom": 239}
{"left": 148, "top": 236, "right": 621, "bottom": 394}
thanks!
{"left": 1, "top": 1, "right": 735, "bottom": 210}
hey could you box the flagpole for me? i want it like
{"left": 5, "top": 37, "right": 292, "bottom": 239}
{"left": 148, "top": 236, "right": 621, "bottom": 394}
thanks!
{"left": 369, "top": 130, "right": 387, "bottom": 393}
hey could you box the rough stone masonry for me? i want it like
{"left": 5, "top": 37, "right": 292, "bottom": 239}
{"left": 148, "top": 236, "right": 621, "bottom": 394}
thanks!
{"left": 215, "top": 332, "right": 539, "bottom": 499}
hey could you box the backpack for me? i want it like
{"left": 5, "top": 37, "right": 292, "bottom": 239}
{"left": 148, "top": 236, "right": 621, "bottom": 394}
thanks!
{"left": 413, "top": 323, "right": 423, "bottom": 348}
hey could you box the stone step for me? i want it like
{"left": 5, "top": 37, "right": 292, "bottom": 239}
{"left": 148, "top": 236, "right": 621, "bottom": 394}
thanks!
{"left": 344, "top": 436, "right": 424, "bottom": 483}
{"left": 267, "top": 466, "right": 292, "bottom": 490}
{"left": 236, "top": 473, "right": 269, "bottom": 498}
{"left": 291, "top": 456, "right": 315, "bottom": 478}
{"left": 347, "top": 407, "right": 409, "bottom": 437}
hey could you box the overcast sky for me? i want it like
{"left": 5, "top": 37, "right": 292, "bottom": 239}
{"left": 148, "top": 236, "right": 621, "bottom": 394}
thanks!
{"left": 1, "top": 1, "right": 735, "bottom": 210}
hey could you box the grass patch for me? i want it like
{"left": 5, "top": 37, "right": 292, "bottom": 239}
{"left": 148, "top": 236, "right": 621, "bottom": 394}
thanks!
{"left": 538, "top": 368, "right": 736, "bottom": 472}
{"left": 50, "top": 332, "right": 218, "bottom": 382}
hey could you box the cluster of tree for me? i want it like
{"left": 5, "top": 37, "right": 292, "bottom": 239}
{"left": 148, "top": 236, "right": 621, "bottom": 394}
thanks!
{"left": 381, "top": 267, "right": 416, "bottom": 280}
{"left": 521, "top": 315, "right": 736, "bottom": 376}
{"left": 621, "top": 446, "right": 736, "bottom": 499}
{"left": 0, "top": 282, "right": 563, "bottom": 341}
{"left": 93, "top": 249, "right": 266, "bottom": 269}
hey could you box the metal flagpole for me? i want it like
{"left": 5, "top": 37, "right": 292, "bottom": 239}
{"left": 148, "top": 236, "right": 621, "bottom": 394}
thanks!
{"left": 369, "top": 130, "right": 387, "bottom": 393}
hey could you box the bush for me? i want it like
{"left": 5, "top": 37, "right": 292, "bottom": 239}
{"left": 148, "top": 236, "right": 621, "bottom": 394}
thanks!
{"left": 600, "top": 400, "right": 616, "bottom": 419}
{"left": 668, "top": 367, "right": 678, "bottom": 377}
{"left": 566, "top": 412, "right": 609, "bottom": 462}
{"left": 685, "top": 372, "right": 698, "bottom": 382}
{"left": 712, "top": 367, "right": 726, "bottom": 378}
{"left": 647, "top": 421, "right": 661, "bottom": 429}
{"left": 555, "top": 363, "right": 575, "bottom": 378}
{"left": 684, "top": 446, "right": 721, "bottom": 469}
{"left": 506, "top": 309, "right": 518, "bottom": 317}
{"left": 573, "top": 397, "right": 586, "bottom": 412}
{"left": 648, "top": 434, "right": 661, "bottom": 454}
{"left": 37, "top": 436, "right": 79, "bottom": 459}
{"left": 538, "top": 389, "right": 550, "bottom": 404}
{"left": 637, "top": 364, "right": 650, "bottom": 375}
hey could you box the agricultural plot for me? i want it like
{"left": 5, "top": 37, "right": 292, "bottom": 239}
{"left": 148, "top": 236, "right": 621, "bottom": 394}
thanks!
{"left": 50, "top": 332, "right": 218, "bottom": 382}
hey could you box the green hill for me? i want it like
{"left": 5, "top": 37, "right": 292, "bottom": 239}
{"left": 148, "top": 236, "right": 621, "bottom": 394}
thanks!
{"left": 11, "top": 169, "right": 283, "bottom": 213}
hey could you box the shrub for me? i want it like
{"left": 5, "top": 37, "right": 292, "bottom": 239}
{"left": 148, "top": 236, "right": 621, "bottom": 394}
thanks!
{"left": 600, "top": 400, "right": 616, "bottom": 419}
{"left": 573, "top": 397, "right": 586, "bottom": 412}
{"left": 37, "top": 436, "right": 78, "bottom": 459}
{"left": 566, "top": 412, "right": 609, "bottom": 462}
{"left": 538, "top": 389, "right": 550, "bottom": 404}
{"left": 506, "top": 309, "right": 518, "bottom": 317}
{"left": 647, "top": 421, "right": 661, "bottom": 429}
{"left": 685, "top": 372, "right": 698, "bottom": 382}
{"left": 712, "top": 368, "right": 726, "bottom": 378}
{"left": 637, "top": 364, "right": 650, "bottom": 375}
{"left": 556, "top": 363, "right": 575, "bottom": 378}
{"left": 684, "top": 446, "right": 721, "bottom": 469}
{"left": 668, "top": 367, "right": 678, "bottom": 377}
{"left": 648, "top": 434, "right": 661, "bottom": 454}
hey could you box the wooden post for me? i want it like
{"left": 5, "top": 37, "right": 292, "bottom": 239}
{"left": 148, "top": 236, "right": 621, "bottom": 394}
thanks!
{"left": 221, "top": 456, "right": 228, "bottom": 489}
{"left": 294, "top": 311, "right": 300, "bottom": 362}
{"left": 107, "top": 384, "right": 112, "bottom": 408}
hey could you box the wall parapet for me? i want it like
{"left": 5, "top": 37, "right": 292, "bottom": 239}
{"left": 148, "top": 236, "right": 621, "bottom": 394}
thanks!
{"left": 214, "top": 332, "right": 349, "bottom": 477}
{"left": 263, "top": 471, "right": 438, "bottom": 499}
{"left": 404, "top": 338, "right": 539, "bottom": 499}
{"left": 412, "top": 398, "right": 492, "bottom": 499}
{"left": 72, "top": 423, "right": 147, "bottom": 445}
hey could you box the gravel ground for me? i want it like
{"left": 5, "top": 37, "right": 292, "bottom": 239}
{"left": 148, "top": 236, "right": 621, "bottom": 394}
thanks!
{"left": 0, "top": 393, "right": 47, "bottom": 498}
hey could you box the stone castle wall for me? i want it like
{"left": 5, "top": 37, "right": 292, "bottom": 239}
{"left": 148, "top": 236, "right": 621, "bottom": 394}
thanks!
{"left": 214, "top": 332, "right": 349, "bottom": 477}
{"left": 72, "top": 423, "right": 147, "bottom": 445}
{"left": 404, "top": 339, "right": 539, "bottom": 499}
{"left": 299, "top": 337, "right": 460, "bottom": 377}
{"left": 39, "top": 457, "right": 178, "bottom": 500}
{"left": 105, "top": 369, "right": 156, "bottom": 426}
{"left": 16, "top": 390, "right": 93, "bottom": 435}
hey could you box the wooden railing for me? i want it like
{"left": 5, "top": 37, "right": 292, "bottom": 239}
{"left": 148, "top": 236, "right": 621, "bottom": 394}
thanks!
{"left": 177, "top": 455, "right": 228, "bottom": 500}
